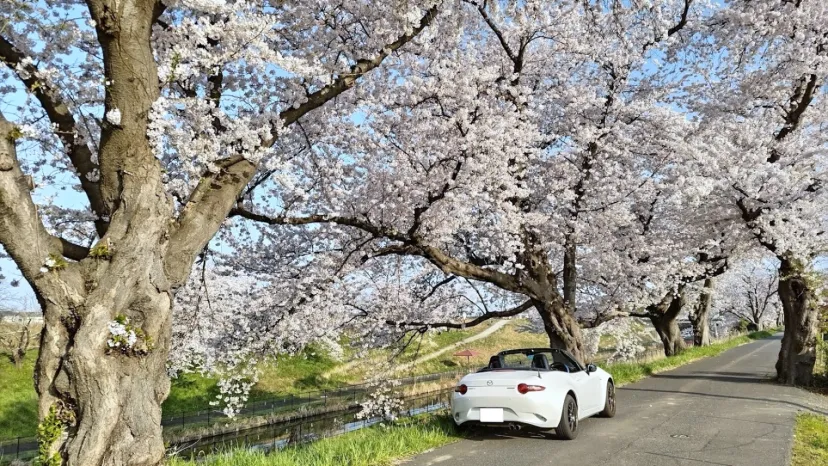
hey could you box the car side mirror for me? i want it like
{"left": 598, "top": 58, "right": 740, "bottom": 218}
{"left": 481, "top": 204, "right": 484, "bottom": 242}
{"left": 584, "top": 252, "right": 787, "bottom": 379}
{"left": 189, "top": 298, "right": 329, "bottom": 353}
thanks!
{"left": 586, "top": 364, "right": 597, "bottom": 374}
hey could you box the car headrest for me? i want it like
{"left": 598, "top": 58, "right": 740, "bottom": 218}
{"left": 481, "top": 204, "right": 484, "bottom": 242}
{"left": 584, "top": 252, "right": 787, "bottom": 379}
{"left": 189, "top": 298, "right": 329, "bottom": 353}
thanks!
{"left": 488, "top": 355, "right": 502, "bottom": 369}
{"left": 530, "top": 353, "right": 548, "bottom": 370}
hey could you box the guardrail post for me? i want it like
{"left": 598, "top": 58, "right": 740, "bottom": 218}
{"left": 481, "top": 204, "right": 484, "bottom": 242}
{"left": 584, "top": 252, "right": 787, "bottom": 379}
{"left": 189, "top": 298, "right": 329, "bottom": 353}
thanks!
{"left": 181, "top": 411, "right": 185, "bottom": 428}
{"left": 207, "top": 409, "right": 211, "bottom": 427}
{"left": 323, "top": 389, "right": 327, "bottom": 406}
{"left": 17, "top": 436, "right": 20, "bottom": 458}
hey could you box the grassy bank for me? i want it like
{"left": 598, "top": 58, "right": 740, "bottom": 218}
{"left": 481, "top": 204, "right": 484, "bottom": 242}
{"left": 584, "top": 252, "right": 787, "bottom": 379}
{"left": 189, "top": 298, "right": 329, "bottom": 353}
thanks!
{"left": 168, "top": 414, "right": 459, "bottom": 466}
{"left": 791, "top": 413, "right": 828, "bottom": 466}
{"left": 0, "top": 355, "right": 38, "bottom": 439}
{"left": 605, "top": 329, "right": 777, "bottom": 387}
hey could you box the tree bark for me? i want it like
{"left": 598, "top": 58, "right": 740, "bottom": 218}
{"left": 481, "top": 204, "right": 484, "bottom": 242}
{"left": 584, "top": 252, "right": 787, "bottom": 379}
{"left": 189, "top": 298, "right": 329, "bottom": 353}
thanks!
{"left": 562, "top": 235, "right": 577, "bottom": 313}
{"left": 689, "top": 278, "right": 713, "bottom": 346}
{"left": 775, "top": 258, "right": 818, "bottom": 385}
{"left": 534, "top": 300, "right": 587, "bottom": 364}
{"left": 648, "top": 288, "right": 686, "bottom": 357}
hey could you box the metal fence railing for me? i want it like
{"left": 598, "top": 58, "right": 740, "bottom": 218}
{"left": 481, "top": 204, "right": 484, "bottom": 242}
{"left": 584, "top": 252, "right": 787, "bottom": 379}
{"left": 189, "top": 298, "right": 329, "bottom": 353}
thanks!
{"left": 159, "top": 368, "right": 466, "bottom": 431}
{"left": 171, "top": 388, "right": 453, "bottom": 460}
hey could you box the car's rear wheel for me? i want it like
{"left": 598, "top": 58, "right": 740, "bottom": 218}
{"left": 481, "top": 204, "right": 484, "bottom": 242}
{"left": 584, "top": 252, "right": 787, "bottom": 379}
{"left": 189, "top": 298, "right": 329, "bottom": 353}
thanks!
{"left": 599, "top": 381, "right": 616, "bottom": 418}
{"left": 556, "top": 394, "right": 579, "bottom": 440}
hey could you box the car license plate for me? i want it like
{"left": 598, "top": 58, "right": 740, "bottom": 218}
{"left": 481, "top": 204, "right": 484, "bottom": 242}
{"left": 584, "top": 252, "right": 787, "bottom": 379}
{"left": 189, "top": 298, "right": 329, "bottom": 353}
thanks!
{"left": 480, "top": 408, "right": 503, "bottom": 423}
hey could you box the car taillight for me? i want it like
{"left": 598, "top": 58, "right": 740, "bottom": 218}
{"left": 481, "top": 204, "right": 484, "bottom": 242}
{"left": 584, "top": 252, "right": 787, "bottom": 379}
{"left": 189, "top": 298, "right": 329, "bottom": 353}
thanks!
{"left": 454, "top": 384, "right": 468, "bottom": 395}
{"left": 517, "top": 383, "right": 545, "bottom": 394}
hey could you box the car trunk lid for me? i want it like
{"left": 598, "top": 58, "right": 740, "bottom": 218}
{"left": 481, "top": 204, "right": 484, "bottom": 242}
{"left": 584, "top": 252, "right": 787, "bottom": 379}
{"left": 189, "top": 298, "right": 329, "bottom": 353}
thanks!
{"left": 461, "top": 370, "right": 540, "bottom": 387}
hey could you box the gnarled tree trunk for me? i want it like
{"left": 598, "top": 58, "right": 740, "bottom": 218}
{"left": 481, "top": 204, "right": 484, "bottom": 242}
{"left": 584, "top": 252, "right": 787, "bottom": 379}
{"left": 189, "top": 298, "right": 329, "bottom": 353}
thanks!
{"left": 35, "top": 247, "right": 174, "bottom": 465}
{"left": 648, "top": 287, "right": 686, "bottom": 357}
{"left": 534, "top": 300, "right": 587, "bottom": 364}
{"left": 689, "top": 278, "right": 713, "bottom": 346}
{"left": 522, "top": 236, "right": 587, "bottom": 364}
{"left": 775, "top": 258, "right": 818, "bottom": 385}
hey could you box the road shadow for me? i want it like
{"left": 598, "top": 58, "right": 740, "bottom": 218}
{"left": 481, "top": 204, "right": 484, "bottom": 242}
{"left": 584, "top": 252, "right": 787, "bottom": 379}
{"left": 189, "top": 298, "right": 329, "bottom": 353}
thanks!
{"left": 648, "top": 373, "right": 774, "bottom": 384}
{"left": 461, "top": 428, "right": 554, "bottom": 442}
{"left": 620, "top": 386, "right": 828, "bottom": 416}
{"left": 459, "top": 418, "right": 599, "bottom": 442}
{"left": 689, "top": 371, "right": 774, "bottom": 378}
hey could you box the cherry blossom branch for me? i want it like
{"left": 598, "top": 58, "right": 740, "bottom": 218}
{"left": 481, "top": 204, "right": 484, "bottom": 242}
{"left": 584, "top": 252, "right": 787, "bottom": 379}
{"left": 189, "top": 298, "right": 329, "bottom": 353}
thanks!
{"left": 640, "top": 0, "right": 692, "bottom": 51}
{"left": 0, "top": 34, "right": 109, "bottom": 235}
{"left": 420, "top": 276, "right": 456, "bottom": 302}
{"left": 462, "top": 0, "right": 518, "bottom": 64}
{"left": 165, "top": 4, "right": 441, "bottom": 285}
{"left": 386, "top": 299, "right": 533, "bottom": 330}
{"left": 229, "top": 205, "right": 528, "bottom": 296}
{"left": 0, "top": 113, "right": 88, "bottom": 279}
{"left": 231, "top": 208, "right": 410, "bottom": 242}
{"left": 770, "top": 73, "right": 819, "bottom": 160}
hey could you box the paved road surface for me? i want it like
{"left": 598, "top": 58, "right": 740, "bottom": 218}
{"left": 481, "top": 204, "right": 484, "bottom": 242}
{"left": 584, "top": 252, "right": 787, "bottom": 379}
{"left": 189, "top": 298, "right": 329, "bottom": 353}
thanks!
{"left": 405, "top": 334, "right": 828, "bottom": 466}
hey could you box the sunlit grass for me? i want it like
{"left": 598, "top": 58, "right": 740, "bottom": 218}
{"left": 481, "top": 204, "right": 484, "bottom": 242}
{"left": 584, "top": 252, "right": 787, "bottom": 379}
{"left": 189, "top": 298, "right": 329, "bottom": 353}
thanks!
{"left": 791, "top": 413, "right": 828, "bottom": 466}
{"left": 168, "top": 414, "right": 459, "bottom": 466}
{"left": 0, "top": 354, "right": 38, "bottom": 438}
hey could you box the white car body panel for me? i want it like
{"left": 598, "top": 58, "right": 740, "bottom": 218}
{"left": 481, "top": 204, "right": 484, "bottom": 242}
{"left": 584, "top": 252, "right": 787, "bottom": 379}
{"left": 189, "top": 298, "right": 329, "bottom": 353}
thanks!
{"left": 451, "top": 366, "right": 612, "bottom": 430}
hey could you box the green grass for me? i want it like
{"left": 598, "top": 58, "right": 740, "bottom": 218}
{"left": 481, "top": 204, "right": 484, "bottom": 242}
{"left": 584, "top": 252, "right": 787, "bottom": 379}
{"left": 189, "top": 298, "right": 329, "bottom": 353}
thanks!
{"left": 791, "top": 413, "right": 828, "bottom": 466}
{"left": 0, "top": 354, "right": 38, "bottom": 438}
{"left": 167, "top": 345, "right": 353, "bottom": 413}
{"left": 606, "top": 329, "right": 777, "bottom": 387}
{"left": 168, "top": 414, "right": 459, "bottom": 466}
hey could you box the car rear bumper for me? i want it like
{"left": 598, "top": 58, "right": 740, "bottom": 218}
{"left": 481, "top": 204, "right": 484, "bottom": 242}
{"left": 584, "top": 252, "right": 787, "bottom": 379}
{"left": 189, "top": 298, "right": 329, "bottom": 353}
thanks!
{"left": 451, "top": 391, "right": 561, "bottom": 429}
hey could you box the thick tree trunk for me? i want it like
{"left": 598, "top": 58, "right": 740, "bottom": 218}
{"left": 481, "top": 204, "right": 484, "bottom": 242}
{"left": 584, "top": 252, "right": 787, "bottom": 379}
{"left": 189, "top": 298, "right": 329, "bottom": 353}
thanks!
{"left": 25, "top": 3, "right": 180, "bottom": 464}
{"left": 534, "top": 300, "right": 587, "bottom": 364}
{"left": 650, "top": 313, "right": 685, "bottom": 357}
{"left": 34, "top": 207, "right": 174, "bottom": 466}
{"left": 648, "top": 288, "right": 686, "bottom": 357}
{"left": 690, "top": 278, "right": 713, "bottom": 346}
{"left": 775, "top": 258, "right": 818, "bottom": 385}
{"left": 562, "top": 234, "right": 577, "bottom": 313}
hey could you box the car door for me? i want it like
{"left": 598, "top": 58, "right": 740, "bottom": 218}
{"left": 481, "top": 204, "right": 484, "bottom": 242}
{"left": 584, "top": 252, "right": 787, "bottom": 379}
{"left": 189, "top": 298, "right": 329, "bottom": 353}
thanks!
{"left": 560, "top": 352, "right": 603, "bottom": 415}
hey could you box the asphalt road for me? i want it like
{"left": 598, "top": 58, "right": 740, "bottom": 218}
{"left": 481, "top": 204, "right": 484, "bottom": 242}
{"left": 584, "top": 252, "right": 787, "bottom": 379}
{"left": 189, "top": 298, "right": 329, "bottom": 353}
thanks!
{"left": 405, "top": 334, "right": 828, "bottom": 466}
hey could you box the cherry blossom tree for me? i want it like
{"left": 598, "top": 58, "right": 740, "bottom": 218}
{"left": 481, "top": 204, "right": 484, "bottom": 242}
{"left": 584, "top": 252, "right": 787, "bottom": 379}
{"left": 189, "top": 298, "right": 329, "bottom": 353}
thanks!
{"left": 713, "top": 258, "right": 781, "bottom": 332}
{"left": 688, "top": 277, "right": 715, "bottom": 346}
{"left": 678, "top": 0, "right": 828, "bottom": 384}
{"left": 0, "top": 0, "right": 441, "bottom": 463}
{"left": 230, "top": 0, "right": 701, "bottom": 364}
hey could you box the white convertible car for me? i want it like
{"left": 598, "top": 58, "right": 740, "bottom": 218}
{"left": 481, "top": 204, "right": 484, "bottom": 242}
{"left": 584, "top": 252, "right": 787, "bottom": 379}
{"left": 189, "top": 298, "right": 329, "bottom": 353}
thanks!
{"left": 451, "top": 348, "right": 616, "bottom": 439}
